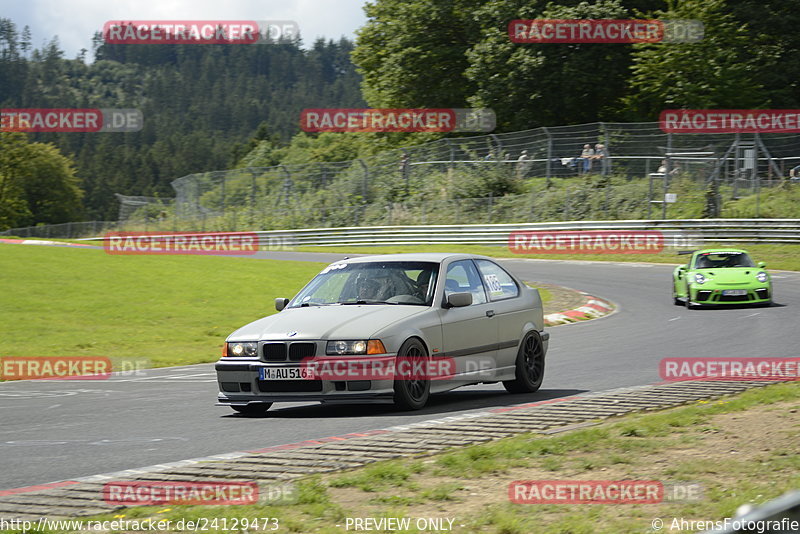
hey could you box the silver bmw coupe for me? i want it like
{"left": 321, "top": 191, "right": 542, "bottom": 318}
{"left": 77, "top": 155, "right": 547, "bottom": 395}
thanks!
{"left": 216, "top": 253, "right": 549, "bottom": 413}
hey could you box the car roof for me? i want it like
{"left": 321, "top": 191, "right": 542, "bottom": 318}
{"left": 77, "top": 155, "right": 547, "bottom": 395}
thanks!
{"left": 694, "top": 248, "right": 750, "bottom": 255}
{"left": 336, "top": 252, "right": 493, "bottom": 264}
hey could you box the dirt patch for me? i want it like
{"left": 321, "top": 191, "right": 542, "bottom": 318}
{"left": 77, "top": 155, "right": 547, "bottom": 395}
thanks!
{"left": 323, "top": 398, "right": 800, "bottom": 528}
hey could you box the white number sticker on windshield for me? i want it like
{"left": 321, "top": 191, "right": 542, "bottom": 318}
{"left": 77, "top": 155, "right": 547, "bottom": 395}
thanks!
{"left": 319, "top": 263, "right": 347, "bottom": 274}
{"left": 484, "top": 274, "right": 504, "bottom": 295}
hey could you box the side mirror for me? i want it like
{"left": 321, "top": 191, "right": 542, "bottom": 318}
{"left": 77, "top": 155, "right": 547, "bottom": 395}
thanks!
{"left": 275, "top": 298, "right": 290, "bottom": 311}
{"left": 445, "top": 292, "right": 472, "bottom": 308}
{"left": 758, "top": 261, "right": 766, "bottom": 268}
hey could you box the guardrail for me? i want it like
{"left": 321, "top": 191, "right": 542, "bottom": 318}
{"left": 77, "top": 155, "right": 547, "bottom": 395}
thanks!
{"left": 81, "top": 219, "right": 800, "bottom": 247}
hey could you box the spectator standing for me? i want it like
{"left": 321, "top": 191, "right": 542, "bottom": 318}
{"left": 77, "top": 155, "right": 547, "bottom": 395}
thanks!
{"left": 592, "top": 143, "right": 608, "bottom": 175}
{"left": 578, "top": 144, "right": 594, "bottom": 174}
{"left": 789, "top": 163, "right": 800, "bottom": 182}
{"left": 516, "top": 150, "right": 532, "bottom": 179}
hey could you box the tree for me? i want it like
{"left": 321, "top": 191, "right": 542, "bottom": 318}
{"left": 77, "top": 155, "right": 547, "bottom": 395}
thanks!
{"left": 0, "top": 132, "right": 84, "bottom": 229}
{"left": 465, "top": 0, "right": 635, "bottom": 130}
{"left": 622, "top": 0, "right": 768, "bottom": 120}
{"left": 352, "top": 0, "right": 485, "bottom": 108}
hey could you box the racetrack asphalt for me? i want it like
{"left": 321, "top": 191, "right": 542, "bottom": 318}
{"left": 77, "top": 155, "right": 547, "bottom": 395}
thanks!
{"left": 1, "top": 250, "right": 797, "bottom": 490}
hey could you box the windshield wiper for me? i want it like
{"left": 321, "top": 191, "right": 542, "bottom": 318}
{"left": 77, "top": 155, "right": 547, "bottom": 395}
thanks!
{"left": 340, "top": 300, "right": 397, "bottom": 305}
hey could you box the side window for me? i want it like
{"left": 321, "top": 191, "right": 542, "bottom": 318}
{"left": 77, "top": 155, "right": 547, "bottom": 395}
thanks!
{"left": 444, "top": 260, "right": 487, "bottom": 305}
{"left": 475, "top": 260, "right": 519, "bottom": 301}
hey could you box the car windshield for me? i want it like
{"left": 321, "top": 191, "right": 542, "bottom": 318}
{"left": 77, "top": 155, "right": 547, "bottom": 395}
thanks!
{"left": 694, "top": 252, "right": 755, "bottom": 269}
{"left": 289, "top": 261, "right": 439, "bottom": 307}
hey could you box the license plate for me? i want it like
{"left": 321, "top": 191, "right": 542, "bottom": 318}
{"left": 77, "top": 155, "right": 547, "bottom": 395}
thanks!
{"left": 259, "top": 367, "right": 315, "bottom": 380}
{"left": 722, "top": 289, "right": 747, "bottom": 296}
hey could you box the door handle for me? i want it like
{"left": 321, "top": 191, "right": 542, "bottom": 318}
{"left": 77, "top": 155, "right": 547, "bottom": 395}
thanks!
{"left": 486, "top": 310, "right": 495, "bottom": 318}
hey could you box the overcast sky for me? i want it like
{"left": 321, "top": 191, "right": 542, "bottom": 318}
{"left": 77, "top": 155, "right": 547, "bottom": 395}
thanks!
{"left": 0, "top": 0, "right": 369, "bottom": 58}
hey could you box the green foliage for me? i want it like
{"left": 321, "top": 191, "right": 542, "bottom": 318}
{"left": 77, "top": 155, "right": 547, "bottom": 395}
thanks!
{"left": 0, "top": 131, "right": 83, "bottom": 229}
{"left": 0, "top": 19, "right": 365, "bottom": 221}
{"left": 352, "top": 0, "right": 485, "bottom": 108}
{"left": 622, "top": 0, "right": 769, "bottom": 119}
{"left": 466, "top": 0, "right": 635, "bottom": 130}
{"left": 722, "top": 182, "right": 800, "bottom": 218}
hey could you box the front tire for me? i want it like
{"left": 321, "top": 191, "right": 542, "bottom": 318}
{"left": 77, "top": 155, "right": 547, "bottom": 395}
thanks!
{"left": 685, "top": 285, "right": 696, "bottom": 309}
{"left": 503, "top": 331, "right": 545, "bottom": 394}
{"left": 232, "top": 403, "right": 272, "bottom": 416}
{"left": 393, "top": 338, "right": 430, "bottom": 410}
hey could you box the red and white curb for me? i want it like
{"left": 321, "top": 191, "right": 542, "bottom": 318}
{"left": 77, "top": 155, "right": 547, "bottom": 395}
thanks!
{"left": 544, "top": 292, "right": 615, "bottom": 326}
{"left": 0, "top": 238, "right": 91, "bottom": 247}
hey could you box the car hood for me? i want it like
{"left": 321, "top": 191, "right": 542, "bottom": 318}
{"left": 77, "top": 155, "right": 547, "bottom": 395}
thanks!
{"left": 694, "top": 267, "right": 762, "bottom": 284}
{"left": 228, "top": 305, "right": 429, "bottom": 341}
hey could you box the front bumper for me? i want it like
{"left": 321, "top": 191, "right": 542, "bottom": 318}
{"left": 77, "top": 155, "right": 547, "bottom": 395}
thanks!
{"left": 215, "top": 359, "right": 398, "bottom": 406}
{"left": 688, "top": 285, "right": 771, "bottom": 305}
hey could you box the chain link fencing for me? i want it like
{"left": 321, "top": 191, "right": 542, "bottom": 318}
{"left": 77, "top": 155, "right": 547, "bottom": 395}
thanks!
{"left": 3, "top": 122, "right": 800, "bottom": 238}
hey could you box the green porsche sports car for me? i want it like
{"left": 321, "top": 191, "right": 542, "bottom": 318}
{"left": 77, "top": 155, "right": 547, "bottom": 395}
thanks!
{"left": 672, "top": 249, "right": 772, "bottom": 309}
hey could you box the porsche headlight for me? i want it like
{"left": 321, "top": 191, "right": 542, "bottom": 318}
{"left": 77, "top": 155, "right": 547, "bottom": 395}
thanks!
{"left": 756, "top": 271, "right": 768, "bottom": 283}
{"left": 694, "top": 273, "right": 706, "bottom": 285}
{"left": 227, "top": 342, "right": 258, "bottom": 357}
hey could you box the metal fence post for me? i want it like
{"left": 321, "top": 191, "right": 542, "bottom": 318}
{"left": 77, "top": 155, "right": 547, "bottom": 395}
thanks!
{"left": 251, "top": 172, "right": 257, "bottom": 225}
{"left": 358, "top": 159, "right": 368, "bottom": 201}
{"left": 543, "top": 127, "right": 552, "bottom": 187}
{"left": 601, "top": 122, "right": 611, "bottom": 176}
{"left": 663, "top": 133, "right": 672, "bottom": 219}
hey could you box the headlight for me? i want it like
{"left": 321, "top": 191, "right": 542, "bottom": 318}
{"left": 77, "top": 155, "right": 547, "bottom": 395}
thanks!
{"left": 227, "top": 342, "right": 258, "bottom": 357}
{"left": 694, "top": 273, "right": 706, "bottom": 284}
{"left": 326, "top": 340, "right": 386, "bottom": 355}
{"left": 756, "top": 271, "right": 768, "bottom": 283}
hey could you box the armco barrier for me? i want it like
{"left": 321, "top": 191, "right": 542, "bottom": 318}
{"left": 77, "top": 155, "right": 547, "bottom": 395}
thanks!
{"left": 78, "top": 219, "right": 800, "bottom": 247}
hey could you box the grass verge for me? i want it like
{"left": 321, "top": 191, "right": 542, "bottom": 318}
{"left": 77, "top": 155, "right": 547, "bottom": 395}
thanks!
{"left": 22, "top": 381, "right": 798, "bottom": 533}
{"left": 0, "top": 245, "right": 324, "bottom": 369}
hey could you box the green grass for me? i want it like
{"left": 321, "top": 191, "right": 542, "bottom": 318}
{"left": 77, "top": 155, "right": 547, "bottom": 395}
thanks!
{"left": 298, "top": 243, "right": 800, "bottom": 271}
{"left": 0, "top": 245, "right": 325, "bottom": 369}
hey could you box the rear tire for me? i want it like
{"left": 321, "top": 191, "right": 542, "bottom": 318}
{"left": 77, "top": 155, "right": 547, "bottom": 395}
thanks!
{"left": 232, "top": 403, "right": 272, "bottom": 415}
{"left": 503, "top": 332, "right": 545, "bottom": 394}
{"left": 393, "top": 338, "right": 430, "bottom": 410}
